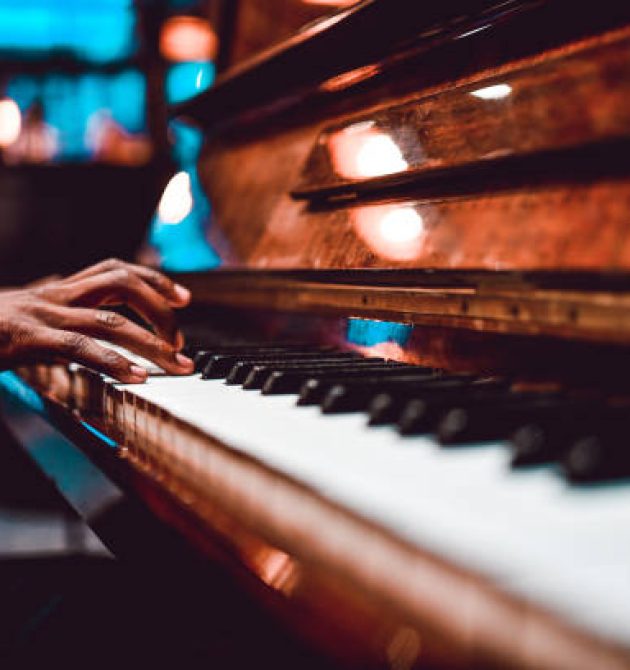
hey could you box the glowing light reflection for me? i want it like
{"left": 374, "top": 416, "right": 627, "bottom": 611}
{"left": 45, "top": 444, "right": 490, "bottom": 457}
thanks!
{"left": 166, "top": 61, "right": 215, "bottom": 104}
{"left": 302, "top": 0, "right": 358, "bottom": 6}
{"left": 160, "top": 16, "right": 218, "bottom": 62}
{"left": 158, "top": 171, "right": 193, "bottom": 224}
{"left": 470, "top": 84, "right": 512, "bottom": 100}
{"left": 352, "top": 205, "right": 426, "bottom": 262}
{"left": 330, "top": 124, "right": 408, "bottom": 179}
{"left": 0, "top": 98, "right": 21, "bottom": 147}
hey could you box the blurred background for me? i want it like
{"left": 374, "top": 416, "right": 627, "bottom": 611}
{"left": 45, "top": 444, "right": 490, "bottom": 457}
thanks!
{"left": 0, "top": 0, "right": 353, "bottom": 285}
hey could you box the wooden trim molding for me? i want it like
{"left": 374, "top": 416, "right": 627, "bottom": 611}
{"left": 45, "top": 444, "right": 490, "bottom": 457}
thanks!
{"left": 177, "top": 271, "right": 630, "bottom": 346}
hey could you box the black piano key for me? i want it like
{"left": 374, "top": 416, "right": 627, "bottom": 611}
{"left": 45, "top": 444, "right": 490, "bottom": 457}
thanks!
{"left": 259, "top": 362, "right": 408, "bottom": 394}
{"left": 193, "top": 343, "right": 324, "bottom": 370}
{"left": 370, "top": 378, "right": 507, "bottom": 427}
{"left": 555, "top": 406, "right": 630, "bottom": 482}
{"left": 319, "top": 373, "right": 460, "bottom": 414}
{"left": 202, "top": 349, "right": 346, "bottom": 380}
{"left": 242, "top": 357, "right": 391, "bottom": 388}
{"left": 436, "top": 394, "right": 566, "bottom": 445}
{"left": 563, "top": 430, "right": 630, "bottom": 484}
{"left": 509, "top": 402, "right": 608, "bottom": 467}
{"left": 225, "top": 353, "right": 361, "bottom": 385}
{"left": 297, "top": 367, "right": 436, "bottom": 406}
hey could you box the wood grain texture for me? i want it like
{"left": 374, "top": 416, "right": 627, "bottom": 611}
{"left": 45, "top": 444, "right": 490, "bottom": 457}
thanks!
{"left": 225, "top": 0, "right": 353, "bottom": 68}
{"left": 198, "top": 24, "right": 630, "bottom": 276}
{"left": 295, "top": 36, "right": 630, "bottom": 197}
{"left": 177, "top": 269, "right": 630, "bottom": 349}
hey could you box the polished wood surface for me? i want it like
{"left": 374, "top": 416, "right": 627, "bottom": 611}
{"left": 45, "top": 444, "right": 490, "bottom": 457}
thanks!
{"left": 194, "top": 17, "right": 630, "bottom": 286}
{"left": 224, "top": 0, "right": 356, "bottom": 69}
{"left": 295, "top": 33, "right": 630, "bottom": 198}
{"left": 177, "top": 269, "right": 630, "bottom": 349}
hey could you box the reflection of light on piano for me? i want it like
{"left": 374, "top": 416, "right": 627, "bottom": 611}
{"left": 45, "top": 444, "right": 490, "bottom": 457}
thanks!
{"left": 253, "top": 547, "right": 300, "bottom": 595}
{"left": 330, "top": 123, "right": 408, "bottom": 179}
{"left": 379, "top": 207, "right": 424, "bottom": 243}
{"left": 352, "top": 205, "right": 426, "bottom": 261}
{"left": 160, "top": 16, "right": 218, "bottom": 62}
{"left": 302, "top": 0, "right": 358, "bottom": 6}
{"left": 0, "top": 98, "right": 21, "bottom": 147}
{"left": 470, "top": 84, "right": 512, "bottom": 100}
{"left": 347, "top": 318, "right": 412, "bottom": 347}
{"left": 455, "top": 23, "right": 492, "bottom": 40}
{"left": 321, "top": 64, "right": 381, "bottom": 93}
{"left": 157, "top": 171, "right": 193, "bottom": 224}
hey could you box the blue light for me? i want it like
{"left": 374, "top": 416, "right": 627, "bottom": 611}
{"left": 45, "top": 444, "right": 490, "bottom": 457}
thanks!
{"left": 5, "top": 69, "right": 146, "bottom": 160}
{"left": 0, "top": 371, "right": 45, "bottom": 415}
{"left": 0, "top": 0, "right": 136, "bottom": 63}
{"left": 150, "top": 167, "right": 221, "bottom": 272}
{"left": 169, "top": 119, "right": 204, "bottom": 165}
{"left": 81, "top": 421, "right": 118, "bottom": 448}
{"left": 346, "top": 319, "right": 413, "bottom": 347}
{"left": 166, "top": 61, "right": 215, "bottom": 104}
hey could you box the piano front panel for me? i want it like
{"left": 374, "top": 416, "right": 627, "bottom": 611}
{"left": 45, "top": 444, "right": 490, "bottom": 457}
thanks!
{"left": 198, "top": 16, "right": 630, "bottom": 273}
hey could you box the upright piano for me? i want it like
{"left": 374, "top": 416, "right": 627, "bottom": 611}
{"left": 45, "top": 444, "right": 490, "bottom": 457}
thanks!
{"left": 3, "top": 0, "right": 630, "bottom": 667}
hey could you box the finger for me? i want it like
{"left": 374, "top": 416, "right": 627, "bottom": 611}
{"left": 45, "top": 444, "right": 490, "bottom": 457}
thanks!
{"left": 53, "top": 269, "right": 182, "bottom": 346}
{"left": 63, "top": 259, "right": 190, "bottom": 306}
{"left": 33, "top": 328, "right": 149, "bottom": 384}
{"left": 43, "top": 306, "right": 194, "bottom": 375}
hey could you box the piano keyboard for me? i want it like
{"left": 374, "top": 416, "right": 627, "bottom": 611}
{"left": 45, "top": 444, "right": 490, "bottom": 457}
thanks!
{"left": 22, "top": 343, "right": 630, "bottom": 663}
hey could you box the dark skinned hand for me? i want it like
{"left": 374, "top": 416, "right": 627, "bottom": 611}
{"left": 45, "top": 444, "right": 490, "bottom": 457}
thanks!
{"left": 0, "top": 258, "right": 195, "bottom": 383}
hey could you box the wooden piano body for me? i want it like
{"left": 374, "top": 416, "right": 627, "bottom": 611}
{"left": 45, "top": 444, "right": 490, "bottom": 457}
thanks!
{"left": 4, "top": 1, "right": 630, "bottom": 667}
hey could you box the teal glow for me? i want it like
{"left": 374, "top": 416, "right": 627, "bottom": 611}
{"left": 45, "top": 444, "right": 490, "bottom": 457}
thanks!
{"left": 0, "top": 371, "right": 45, "bottom": 415}
{"left": 81, "top": 421, "right": 117, "bottom": 448}
{"left": 0, "top": 0, "right": 136, "bottom": 63}
{"left": 6, "top": 69, "right": 146, "bottom": 160}
{"left": 346, "top": 319, "right": 413, "bottom": 347}
{"left": 150, "top": 167, "right": 221, "bottom": 272}
{"left": 170, "top": 119, "right": 204, "bottom": 165}
{"left": 166, "top": 61, "right": 215, "bottom": 104}
{"left": 150, "top": 118, "right": 221, "bottom": 272}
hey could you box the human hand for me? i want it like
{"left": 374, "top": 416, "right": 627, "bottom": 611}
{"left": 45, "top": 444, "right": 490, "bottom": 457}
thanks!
{"left": 0, "top": 258, "right": 194, "bottom": 383}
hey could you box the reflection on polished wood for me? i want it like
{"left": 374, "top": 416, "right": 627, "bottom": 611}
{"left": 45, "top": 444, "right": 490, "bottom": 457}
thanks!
{"left": 199, "top": 23, "right": 630, "bottom": 277}
{"left": 224, "top": 0, "right": 359, "bottom": 68}
{"left": 295, "top": 33, "right": 630, "bottom": 197}
{"left": 177, "top": 269, "right": 630, "bottom": 351}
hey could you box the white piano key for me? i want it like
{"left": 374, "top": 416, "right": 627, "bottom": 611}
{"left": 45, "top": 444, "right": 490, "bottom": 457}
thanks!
{"left": 110, "top": 373, "right": 630, "bottom": 646}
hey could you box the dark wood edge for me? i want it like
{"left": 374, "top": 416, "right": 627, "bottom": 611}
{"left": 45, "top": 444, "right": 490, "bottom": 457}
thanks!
{"left": 174, "top": 270, "right": 630, "bottom": 346}
{"left": 170, "top": 269, "right": 630, "bottom": 292}
{"left": 171, "top": 0, "right": 521, "bottom": 127}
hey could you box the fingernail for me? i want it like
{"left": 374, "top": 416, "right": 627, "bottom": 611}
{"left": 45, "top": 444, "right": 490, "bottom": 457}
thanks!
{"left": 130, "top": 365, "right": 148, "bottom": 381}
{"left": 174, "top": 284, "right": 191, "bottom": 302}
{"left": 175, "top": 353, "right": 194, "bottom": 370}
{"left": 175, "top": 330, "right": 185, "bottom": 350}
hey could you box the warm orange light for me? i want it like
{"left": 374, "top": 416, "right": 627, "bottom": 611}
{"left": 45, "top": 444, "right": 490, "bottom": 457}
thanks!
{"left": 352, "top": 204, "right": 426, "bottom": 262}
{"left": 329, "top": 122, "right": 408, "bottom": 180}
{"left": 160, "top": 16, "right": 218, "bottom": 62}
{"left": 302, "top": 0, "right": 358, "bottom": 6}
{"left": 0, "top": 98, "right": 22, "bottom": 148}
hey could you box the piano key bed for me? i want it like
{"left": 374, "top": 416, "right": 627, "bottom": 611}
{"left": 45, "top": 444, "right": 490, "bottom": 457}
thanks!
{"left": 3, "top": 343, "right": 630, "bottom": 669}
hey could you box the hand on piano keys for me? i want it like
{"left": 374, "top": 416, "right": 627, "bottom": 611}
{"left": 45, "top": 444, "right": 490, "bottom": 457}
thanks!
{"left": 0, "top": 258, "right": 194, "bottom": 383}
{"left": 37, "top": 340, "right": 627, "bottom": 668}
